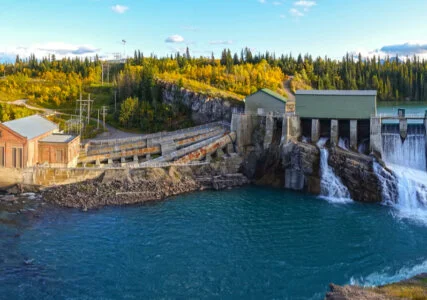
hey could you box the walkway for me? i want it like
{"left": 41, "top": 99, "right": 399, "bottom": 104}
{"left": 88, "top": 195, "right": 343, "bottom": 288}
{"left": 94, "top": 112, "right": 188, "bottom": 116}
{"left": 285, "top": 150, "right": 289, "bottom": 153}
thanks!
{"left": 284, "top": 76, "right": 295, "bottom": 102}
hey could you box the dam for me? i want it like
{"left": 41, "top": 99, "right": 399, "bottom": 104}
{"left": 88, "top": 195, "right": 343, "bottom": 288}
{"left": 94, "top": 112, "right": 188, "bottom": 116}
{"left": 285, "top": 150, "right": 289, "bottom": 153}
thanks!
{"left": 231, "top": 90, "right": 427, "bottom": 220}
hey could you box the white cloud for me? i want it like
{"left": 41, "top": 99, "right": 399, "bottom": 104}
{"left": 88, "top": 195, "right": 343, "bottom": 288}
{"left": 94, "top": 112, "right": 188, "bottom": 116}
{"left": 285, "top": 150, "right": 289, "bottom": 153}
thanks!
{"left": 279, "top": 14, "right": 286, "bottom": 19}
{"left": 0, "top": 42, "right": 101, "bottom": 61}
{"left": 258, "top": 0, "right": 266, "bottom": 3}
{"left": 209, "top": 40, "right": 233, "bottom": 45}
{"left": 165, "top": 35, "right": 185, "bottom": 43}
{"left": 290, "top": 8, "right": 304, "bottom": 17}
{"left": 380, "top": 42, "right": 427, "bottom": 56}
{"left": 350, "top": 42, "right": 427, "bottom": 60}
{"left": 111, "top": 4, "right": 129, "bottom": 14}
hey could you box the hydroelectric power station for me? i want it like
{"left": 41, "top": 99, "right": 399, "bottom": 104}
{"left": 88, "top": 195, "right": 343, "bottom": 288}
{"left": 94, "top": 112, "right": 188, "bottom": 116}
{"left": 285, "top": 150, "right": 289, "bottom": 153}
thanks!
{"left": 233, "top": 89, "right": 427, "bottom": 222}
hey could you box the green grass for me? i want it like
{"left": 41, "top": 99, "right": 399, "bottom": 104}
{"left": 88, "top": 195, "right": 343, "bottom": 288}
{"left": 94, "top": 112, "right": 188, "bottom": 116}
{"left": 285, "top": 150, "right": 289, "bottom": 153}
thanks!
{"left": 157, "top": 73, "right": 244, "bottom": 103}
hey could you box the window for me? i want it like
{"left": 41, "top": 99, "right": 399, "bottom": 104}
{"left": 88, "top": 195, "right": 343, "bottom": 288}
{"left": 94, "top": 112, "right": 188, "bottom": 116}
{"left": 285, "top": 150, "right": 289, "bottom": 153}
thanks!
{"left": 12, "top": 148, "right": 23, "bottom": 168}
{"left": 56, "top": 150, "right": 63, "bottom": 163}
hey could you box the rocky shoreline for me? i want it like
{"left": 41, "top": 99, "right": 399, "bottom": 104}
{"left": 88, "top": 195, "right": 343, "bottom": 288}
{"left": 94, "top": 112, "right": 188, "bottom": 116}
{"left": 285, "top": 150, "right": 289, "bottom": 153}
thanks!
{"left": 41, "top": 159, "right": 249, "bottom": 210}
{"left": 326, "top": 273, "right": 427, "bottom": 299}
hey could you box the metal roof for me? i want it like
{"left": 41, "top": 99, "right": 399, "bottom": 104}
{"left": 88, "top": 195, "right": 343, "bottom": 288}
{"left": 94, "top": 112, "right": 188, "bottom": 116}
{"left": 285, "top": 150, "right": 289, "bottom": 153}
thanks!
{"left": 296, "top": 90, "right": 377, "bottom": 96}
{"left": 2, "top": 115, "right": 58, "bottom": 140}
{"left": 259, "top": 88, "right": 287, "bottom": 103}
{"left": 40, "top": 134, "right": 76, "bottom": 143}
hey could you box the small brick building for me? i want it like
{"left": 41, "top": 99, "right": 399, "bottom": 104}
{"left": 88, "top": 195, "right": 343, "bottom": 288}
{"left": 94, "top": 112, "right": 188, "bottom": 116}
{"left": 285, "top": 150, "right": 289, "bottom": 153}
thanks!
{"left": 39, "top": 134, "right": 80, "bottom": 168}
{"left": 0, "top": 115, "right": 80, "bottom": 168}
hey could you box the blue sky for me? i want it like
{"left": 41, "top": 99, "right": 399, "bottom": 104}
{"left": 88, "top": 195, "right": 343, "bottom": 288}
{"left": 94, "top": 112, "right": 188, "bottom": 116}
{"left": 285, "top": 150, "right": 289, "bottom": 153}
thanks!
{"left": 1, "top": 0, "right": 427, "bottom": 60}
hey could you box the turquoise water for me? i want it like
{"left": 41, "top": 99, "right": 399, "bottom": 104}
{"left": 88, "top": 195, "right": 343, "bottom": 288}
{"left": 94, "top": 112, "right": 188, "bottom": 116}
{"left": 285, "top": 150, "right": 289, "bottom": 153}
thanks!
{"left": 2, "top": 187, "right": 427, "bottom": 299}
{"left": 378, "top": 102, "right": 427, "bottom": 124}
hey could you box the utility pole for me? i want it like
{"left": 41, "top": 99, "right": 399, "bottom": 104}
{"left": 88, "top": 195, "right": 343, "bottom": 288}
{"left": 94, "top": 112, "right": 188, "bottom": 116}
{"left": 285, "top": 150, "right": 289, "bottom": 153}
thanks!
{"left": 78, "top": 93, "right": 83, "bottom": 136}
{"left": 97, "top": 109, "right": 100, "bottom": 130}
{"left": 87, "top": 94, "right": 93, "bottom": 124}
{"left": 101, "top": 106, "right": 108, "bottom": 130}
{"left": 101, "top": 63, "right": 104, "bottom": 86}
{"left": 107, "top": 63, "right": 110, "bottom": 84}
{"left": 76, "top": 93, "right": 94, "bottom": 136}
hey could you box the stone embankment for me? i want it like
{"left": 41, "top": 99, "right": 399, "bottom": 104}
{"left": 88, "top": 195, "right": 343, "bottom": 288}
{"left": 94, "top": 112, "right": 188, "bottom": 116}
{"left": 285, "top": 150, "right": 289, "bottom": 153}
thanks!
{"left": 42, "top": 157, "right": 248, "bottom": 210}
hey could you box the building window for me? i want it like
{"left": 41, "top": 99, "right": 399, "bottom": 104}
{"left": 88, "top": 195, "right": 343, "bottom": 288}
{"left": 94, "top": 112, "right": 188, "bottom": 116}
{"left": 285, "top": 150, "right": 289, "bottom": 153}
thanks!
{"left": 0, "top": 146, "right": 4, "bottom": 167}
{"left": 12, "top": 148, "right": 23, "bottom": 168}
{"left": 56, "top": 150, "right": 63, "bottom": 163}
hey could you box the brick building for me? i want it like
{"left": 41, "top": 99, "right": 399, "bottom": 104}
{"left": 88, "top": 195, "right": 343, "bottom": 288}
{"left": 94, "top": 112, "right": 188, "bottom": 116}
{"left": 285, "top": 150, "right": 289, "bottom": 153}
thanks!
{"left": 39, "top": 134, "right": 80, "bottom": 167}
{"left": 0, "top": 115, "right": 80, "bottom": 168}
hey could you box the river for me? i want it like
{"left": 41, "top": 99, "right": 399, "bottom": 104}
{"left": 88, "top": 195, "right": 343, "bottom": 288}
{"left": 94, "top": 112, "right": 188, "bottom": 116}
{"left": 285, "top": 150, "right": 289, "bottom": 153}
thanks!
{"left": 2, "top": 187, "right": 427, "bottom": 299}
{"left": 2, "top": 101, "right": 427, "bottom": 299}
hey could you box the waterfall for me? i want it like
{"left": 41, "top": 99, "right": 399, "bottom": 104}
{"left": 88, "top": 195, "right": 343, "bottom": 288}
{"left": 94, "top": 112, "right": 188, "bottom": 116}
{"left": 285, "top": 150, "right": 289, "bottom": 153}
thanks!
{"left": 317, "top": 138, "right": 351, "bottom": 203}
{"left": 376, "top": 124, "right": 427, "bottom": 224}
{"left": 382, "top": 124, "right": 426, "bottom": 171}
{"left": 338, "top": 137, "right": 349, "bottom": 150}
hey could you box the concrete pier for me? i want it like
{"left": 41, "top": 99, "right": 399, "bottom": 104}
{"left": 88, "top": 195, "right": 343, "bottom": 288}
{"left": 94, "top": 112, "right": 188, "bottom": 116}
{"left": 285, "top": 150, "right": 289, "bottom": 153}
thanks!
{"left": 311, "top": 119, "right": 320, "bottom": 144}
{"left": 370, "top": 116, "right": 382, "bottom": 156}
{"left": 399, "top": 118, "right": 408, "bottom": 141}
{"left": 263, "top": 112, "right": 274, "bottom": 149}
{"left": 281, "top": 115, "right": 301, "bottom": 144}
{"left": 350, "top": 120, "right": 358, "bottom": 151}
{"left": 330, "top": 120, "right": 339, "bottom": 146}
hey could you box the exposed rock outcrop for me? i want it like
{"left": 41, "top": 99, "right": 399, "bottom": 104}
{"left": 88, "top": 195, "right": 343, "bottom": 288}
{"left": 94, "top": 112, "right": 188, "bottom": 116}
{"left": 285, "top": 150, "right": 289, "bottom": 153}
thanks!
{"left": 328, "top": 147, "right": 383, "bottom": 203}
{"left": 157, "top": 80, "right": 244, "bottom": 124}
{"left": 283, "top": 141, "right": 320, "bottom": 194}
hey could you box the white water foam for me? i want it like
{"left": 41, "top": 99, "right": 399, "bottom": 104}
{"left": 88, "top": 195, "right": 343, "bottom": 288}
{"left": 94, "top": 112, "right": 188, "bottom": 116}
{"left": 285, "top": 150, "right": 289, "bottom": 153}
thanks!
{"left": 338, "top": 137, "right": 349, "bottom": 151}
{"left": 375, "top": 126, "right": 427, "bottom": 225}
{"left": 317, "top": 138, "right": 352, "bottom": 204}
{"left": 349, "top": 260, "right": 427, "bottom": 287}
{"left": 387, "top": 164, "right": 427, "bottom": 225}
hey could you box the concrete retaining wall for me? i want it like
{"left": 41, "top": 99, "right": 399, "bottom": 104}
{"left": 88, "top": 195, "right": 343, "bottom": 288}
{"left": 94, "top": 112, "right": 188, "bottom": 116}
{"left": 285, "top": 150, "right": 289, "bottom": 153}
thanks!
{"left": 0, "top": 167, "right": 105, "bottom": 190}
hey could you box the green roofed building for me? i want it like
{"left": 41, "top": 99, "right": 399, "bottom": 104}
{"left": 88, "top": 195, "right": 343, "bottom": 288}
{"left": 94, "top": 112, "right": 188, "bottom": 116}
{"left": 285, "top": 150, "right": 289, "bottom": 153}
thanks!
{"left": 295, "top": 90, "right": 377, "bottom": 119}
{"left": 244, "top": 88, "right": 287, "bottom": 115}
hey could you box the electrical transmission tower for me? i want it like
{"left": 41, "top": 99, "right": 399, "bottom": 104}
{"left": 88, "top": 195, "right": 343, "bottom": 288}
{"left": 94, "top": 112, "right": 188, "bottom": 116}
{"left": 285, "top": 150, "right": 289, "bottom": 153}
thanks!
{"left": 101, "top": 62, "right": 110, "bottom": 86}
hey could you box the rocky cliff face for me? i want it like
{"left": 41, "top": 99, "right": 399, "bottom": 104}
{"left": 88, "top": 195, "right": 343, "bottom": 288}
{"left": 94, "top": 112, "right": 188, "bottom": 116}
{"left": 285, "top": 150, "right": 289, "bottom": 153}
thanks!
{"left": 157, "top": 80, "right": 244, "bottom": 124}
{"left": 328, "top": 147, "right": 383, "bottom": 203}
{"left": 283, "top": 142, "right": 321, "bottom": 194}
{"left": 241, "top": 129, "right": 386, "bottom": 203}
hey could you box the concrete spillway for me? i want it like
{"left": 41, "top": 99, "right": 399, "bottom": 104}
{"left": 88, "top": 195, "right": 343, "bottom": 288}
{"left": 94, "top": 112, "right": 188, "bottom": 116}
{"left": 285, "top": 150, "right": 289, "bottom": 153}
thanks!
{"left": 382, "top": 124, "right": 426, "bottom": 171}
{"left": 375, "top": 124, "right": 427, "bottom": 224}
